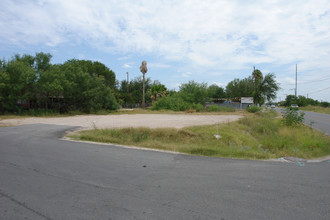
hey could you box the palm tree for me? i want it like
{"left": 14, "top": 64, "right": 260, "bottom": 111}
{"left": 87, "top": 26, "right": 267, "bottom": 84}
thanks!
{"left": 140, "top": 61, "right": 148, "bottom": 108}
{"left": 149, "top": 84, "right": 168, "bottom": 102}
{"left": 252, "top": 68, "right": 263, "bottom": 105}
{"left": 252, "top": 68, "right": 279, "bottom": 105}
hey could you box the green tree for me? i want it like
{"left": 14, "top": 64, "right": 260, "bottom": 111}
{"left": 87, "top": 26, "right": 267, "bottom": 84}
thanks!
{"left": 284, "top": 95, "right": 297, "bottom": 107}
{"left": 257, "top": 73, "right": 279, "bottom": 105}
{"left": 207, "top": 84, "right": 225, "bottom": 99}
{"left": 117, "top": 77, "right": 153, "bottom": 107}
{"left": 148, "top": 83, "right": 168, "bottom": 102}
{"left": 225, "top": 70, "right": 279, "bottom": 105}
{"left": 37, "top": 65, "right": 65, "bottom": 110}
{"left": 59, "top": 59, "right": 119, "bottom": 112}
{"left": 0, "top": 60, "right": 36, "bottom": 112}
{"left": 35, "top": 52, "right": 52, "bottom": 72}
{"left": 179, "top": 80, "right": 208, "bottom": 105}
{"left": 252, "top": 69, "right": 263, "bottom": 105}
{"left": 225, "top": 77, "right": 254, "bottom": 98}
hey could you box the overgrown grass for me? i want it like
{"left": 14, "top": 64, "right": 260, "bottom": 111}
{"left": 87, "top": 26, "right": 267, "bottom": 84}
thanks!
{"left": 299, "top": 105, "right": 330, "bottom": 115}
{"left": 205, "top": 105, "right": 235, "bottom": 112}
{"left": 68, "top": 111, "right": 330, "bottom": 160}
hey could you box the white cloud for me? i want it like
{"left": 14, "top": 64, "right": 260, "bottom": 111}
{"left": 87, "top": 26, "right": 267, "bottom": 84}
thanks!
{"left": 181, "top": 72, "right": 192, "bottom": 78}
{"left": 0, "top": 0, "right": 330, "bottom": 100}
{"left": 123, "top": 63, "right": 132, "bottom": 68}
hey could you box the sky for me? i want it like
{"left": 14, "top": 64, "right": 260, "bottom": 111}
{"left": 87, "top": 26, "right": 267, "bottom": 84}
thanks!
{"left": 1, "top": 0, "right": 330, "bottom": 102}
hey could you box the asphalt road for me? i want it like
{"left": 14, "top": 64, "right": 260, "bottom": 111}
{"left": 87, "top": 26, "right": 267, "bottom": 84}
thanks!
{"left": 275, "top": 107, "right": 330, "bottom": 135}
{"left": 1, "top": 124, "right": 330, "bottom": 219}
{"left": 302, "top": 111, "right": 330, "bottom": 135}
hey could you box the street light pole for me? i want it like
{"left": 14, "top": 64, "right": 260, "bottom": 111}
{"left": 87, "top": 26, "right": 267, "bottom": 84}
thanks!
{"left": 295, "top": 64, "right": 297, "bottom": 98}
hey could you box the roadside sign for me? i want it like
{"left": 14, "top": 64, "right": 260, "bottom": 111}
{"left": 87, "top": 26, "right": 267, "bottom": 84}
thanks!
{"left": 241, "top": 97, "right": 254, "bottom": 104}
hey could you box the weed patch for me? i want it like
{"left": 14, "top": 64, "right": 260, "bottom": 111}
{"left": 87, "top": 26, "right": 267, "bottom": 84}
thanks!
{"left": 68, "top": 111, "right": 330, "bottom": 160}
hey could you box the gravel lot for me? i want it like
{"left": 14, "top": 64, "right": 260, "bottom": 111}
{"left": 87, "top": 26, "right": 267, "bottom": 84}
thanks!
{"left": 0, "top": 114, "right": 242, "bottom": 130}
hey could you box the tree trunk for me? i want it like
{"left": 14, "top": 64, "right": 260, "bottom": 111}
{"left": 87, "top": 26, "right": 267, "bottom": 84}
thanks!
{"left": 142, "top": 73, "right": 145, "bottom": 108}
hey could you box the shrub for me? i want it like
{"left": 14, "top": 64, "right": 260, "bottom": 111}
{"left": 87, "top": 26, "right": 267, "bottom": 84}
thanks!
{"left": 246, "top": 106, "right": 260, "bottom": 113}
{"left": 320, "top": 102, "right": 330, "bottom": 108}
{"left": 205, "top": 105, "right": 235, "bottom": 112}
{"left": 282, "top": 108, "right": 305, "bottom": 127}
{"left": 151, "top": 96, "right": 192, "bottom": 111}
{"left": 192, "top": 103, "right": 204, "bottom": 112}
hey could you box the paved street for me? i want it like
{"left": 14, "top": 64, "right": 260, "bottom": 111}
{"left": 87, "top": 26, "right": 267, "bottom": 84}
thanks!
{"left": 302, "top": 111, "right": 330, "bottom": 135}
{"left": 1, "top": 124, "right": 330, "bottom": 219}
{"left": 276, "top": 107, "right": 330, "bottom": 135}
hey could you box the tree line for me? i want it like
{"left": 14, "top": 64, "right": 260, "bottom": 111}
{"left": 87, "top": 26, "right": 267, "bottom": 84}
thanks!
{"left": 281, "top": 95, "right": 329, "bottom": 107}
{"left": 0, "top": 53, "right": 118, "bottom": 113}
{"left": 1, "top": 52, "right": 281, "bottom": 114}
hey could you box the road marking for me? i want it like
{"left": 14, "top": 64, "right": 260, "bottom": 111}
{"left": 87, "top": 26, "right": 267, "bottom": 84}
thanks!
{"left": 296, "top": 161, "right": 305, "bottom": 166}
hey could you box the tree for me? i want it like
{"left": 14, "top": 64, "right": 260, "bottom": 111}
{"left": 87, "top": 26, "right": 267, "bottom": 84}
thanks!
{"left": 179, "top": 81, "right": 208, "bottom": 105}
{"left": 116, "top": 77, "right": 153, "bottom": 107}
{"left": 35, "top": 52, "right": 52, "bottom": 72}
{"left": 225, "top": 70, "right": 279, "bottom": 105}
{"left": 149, "top": 83, "right": 168, "bottom": 102}
{"left": 225, "top": 78, "right": 254, "bottom": 98}
{"left": 252, "top": 69, "right": 263, "bottom": 105}
{"left": 207, "top": 84, "right": 225, "bottom": 99}
{"left": 0, "top": 60, "right": 36, "bottom": 112}
{"left": 257, "top": 73, "right": 279, "bottom": 105}
{"left": 140, "top": 61, "right": 148, "bottom": 108}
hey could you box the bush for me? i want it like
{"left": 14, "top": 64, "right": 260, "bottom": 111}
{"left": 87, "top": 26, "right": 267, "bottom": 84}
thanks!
{"left": 246, "top": 106, "right": 260, "bottom": 113}
{"left": 320, "top": 102, "right": 330, "bottom": 108}
{"left": 151, "top": 96, "right": 192, "bottom": 111}
{"left": 282, "top": 108, "right": 305, "bottom": 127}
{"left": 192, "top": 103, "right": 204, "bottom": 112}
{"left": 205, "top": 105, "right": 235, "bottom": 112}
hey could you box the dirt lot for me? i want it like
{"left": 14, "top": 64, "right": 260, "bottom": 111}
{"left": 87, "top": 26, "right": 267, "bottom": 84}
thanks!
{"left": 0, "top": 114, "right": 242, "bottom": 130}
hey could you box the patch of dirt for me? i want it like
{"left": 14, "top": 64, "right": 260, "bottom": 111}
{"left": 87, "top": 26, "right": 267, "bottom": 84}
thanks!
{"left": 0, "top": 114, "right": 242, "bottom": 130}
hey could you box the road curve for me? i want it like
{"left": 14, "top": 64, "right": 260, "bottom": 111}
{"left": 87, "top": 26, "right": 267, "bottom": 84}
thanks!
{"left": 0, "top": 124, "right": 329, "bottom": 219}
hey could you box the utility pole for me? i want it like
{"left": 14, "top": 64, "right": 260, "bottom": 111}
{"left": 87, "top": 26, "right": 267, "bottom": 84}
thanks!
{"left": 126, "top": 72, "right": 129, "bottom": 93}
{"left": 295, "top": 64, "right": 297, "bottom": 98}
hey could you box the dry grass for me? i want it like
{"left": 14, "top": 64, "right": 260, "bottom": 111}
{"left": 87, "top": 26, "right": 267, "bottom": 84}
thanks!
{"left": 68, "top": 110, "right": 330, "bottom": 160}
{"left": 299, "top": 105, "right": 330, "bottom": 115}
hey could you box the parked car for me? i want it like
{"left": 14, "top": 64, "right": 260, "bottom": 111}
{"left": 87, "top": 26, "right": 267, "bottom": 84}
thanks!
{"left": 271, "top": 104, "right": 275, "bottom": 108}
{"left": 290, "top": 104, "right": 299, "bottom": 109}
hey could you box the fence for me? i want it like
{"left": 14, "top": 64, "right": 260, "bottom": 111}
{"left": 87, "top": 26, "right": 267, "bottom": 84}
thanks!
{"left": 212, "top": 102, "right": 251, "bottom": 110}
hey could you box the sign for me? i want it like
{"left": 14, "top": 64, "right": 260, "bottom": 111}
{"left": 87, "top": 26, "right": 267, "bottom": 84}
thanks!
{"left": 241, "top": 97, "right": 254, "bottom": 104}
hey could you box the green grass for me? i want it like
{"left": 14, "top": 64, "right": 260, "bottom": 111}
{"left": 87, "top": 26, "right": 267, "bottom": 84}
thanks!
{"left": 299, "top": 105, "right": 330, "bottom": 115}
{"left": 68, "top": 111, "right": 330, "bottom": 160}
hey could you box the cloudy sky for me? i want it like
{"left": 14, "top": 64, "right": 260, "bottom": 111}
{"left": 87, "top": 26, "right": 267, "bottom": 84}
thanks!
{"left": 1, "top": 0, "right": 330, "bottom": 101}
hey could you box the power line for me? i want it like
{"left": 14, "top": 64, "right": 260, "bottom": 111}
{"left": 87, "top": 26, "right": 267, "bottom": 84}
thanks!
{"left": 308, "top": 86, "right": 330, "bottom": 95}
{"left": 280, "top": 76, "right": 330, "bottom": 86}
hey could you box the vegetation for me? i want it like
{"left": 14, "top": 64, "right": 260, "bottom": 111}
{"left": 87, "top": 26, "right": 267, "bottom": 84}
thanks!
{"left": 281, "top": 95, "right": 329, "bottom": 108}
{"left": 226, "top": 69, "right": 279, "bottom": 106}
{"left": 282, "top": 108, "right": 305, "bottom": 127}
{"left": 0, "top": 53, "right": 119, "bottom": 114}
{"left": 279, "top": 95, "right": 329, "bottom": 114}
{"left": 207, "top": 84, "right": 225, "bottom": 99}
{"left": 1, "top": 52, "right": 281, "bottom": 115}
{"left": 205, "top": 105, "right": 235, "bottom": 112}
{"left": 151, "top": 81, "right": 209, "bottom": 111}
{"left": 246, "top": 106, "right": 261, "bottom": 113}
{"left": 116, "top": 77, "right": 153, "bottom": 107}
{"left": 299, "top": 105, "right": 330, "bottom": 115}
{"left": 69, "top": 110, "right": 330, "bottom": 160}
